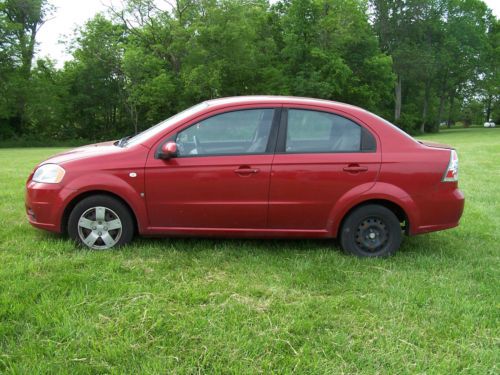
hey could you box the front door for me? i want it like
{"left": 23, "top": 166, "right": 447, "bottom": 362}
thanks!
{"left": 268, "top": 108, "right": 381, "bottom": 230}
{"left": 145, "top": 108, "right": 279, "bottom": 229}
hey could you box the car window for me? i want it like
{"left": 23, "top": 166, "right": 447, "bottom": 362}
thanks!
{"left": 176, "top": 109, "right": 274, "bottom": 156}
{"left": 286, "top": 109, "right": 362, "bottom": 153}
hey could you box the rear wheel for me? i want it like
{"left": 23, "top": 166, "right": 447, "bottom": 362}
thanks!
{"left": 340, "top": 204, "right": 402, "bottom": 257}
{"left": 68, "top": 195, "right": 134, "bottom": 250}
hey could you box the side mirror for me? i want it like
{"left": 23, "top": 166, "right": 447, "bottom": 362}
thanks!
{"left": 159, "top": 141, "right": 178, "bottom": 160}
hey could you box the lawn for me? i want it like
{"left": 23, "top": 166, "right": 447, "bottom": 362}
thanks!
{"left": 0, "top": 128, "right": 498, "bottom": 374}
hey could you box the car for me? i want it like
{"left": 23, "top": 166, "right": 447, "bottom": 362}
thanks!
{"left": 25, "top": 96, "right": 464, "bottom": 257}
{"left": 484, "top": 121, "right": 496, "bottom": 128}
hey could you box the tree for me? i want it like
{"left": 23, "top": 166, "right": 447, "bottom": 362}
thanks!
{"left": 274, "top": 0, "right": 394, "bottom": 114}
{"left": 0, "top": 0, "right": 53, "bottom": 135}
{"left": 25, "top": 58, "right": 64, "bottom": 137}
{"left": 61, "top": 15, "right": 128, "bottom": 140}
{"left": 480, "top": 16, "right": 500, "bottom": 123}
{"left": 371, "top": 0, "right": 494, "bottom": 132}
{"left": 0, "top": 0, "right": 497, "bottom": 141}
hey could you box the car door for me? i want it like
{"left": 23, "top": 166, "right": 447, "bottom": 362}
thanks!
{"left": 268, "top": 107, "right": 381, "bottom": 230}
{"left": 145, "top": 107, "right": 280, "bottom": 229}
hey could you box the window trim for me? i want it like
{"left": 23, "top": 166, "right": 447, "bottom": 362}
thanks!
{"left": 276, "top": 107, "right": 377, "bottom": 154}
{"left": 155, "top": 108, "right": 282, "bottom": 159}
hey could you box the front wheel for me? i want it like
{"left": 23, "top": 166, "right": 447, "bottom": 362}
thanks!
{"left": 340, "top": 204, "right": 403, "bottom": 257}
{"left": 68, "top": 195, "right": 134, "bottom": 250}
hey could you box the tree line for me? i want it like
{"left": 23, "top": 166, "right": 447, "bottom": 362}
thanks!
{"left": 0, "top": 0, "right": 498, "bottom": 143}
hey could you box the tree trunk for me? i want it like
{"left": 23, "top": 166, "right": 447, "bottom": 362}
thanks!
{"left": 420, "top": 80, "right": 431, "bottom": 133}
{"left": 127, "top": 102, "right": 138, "bottom": 135}
{"left": 447, "top": 92, "right": 455, "bottom": 128}
{"left": 485, "top": 94, "right": 492, "bottom": 122}
{"left": 438, "top": 91, "right": 446, "bottom": 126}
{"left": 133, "top": 107, "right": 138, "bottom": 135}
{"left": 394, "top": 74, "right": 402, "bottom": 121}
{"left": 437, "top": 73, "right": 448, "bottom": 127}
{"left": 16, "top": 23, "right": 38, "bottom": 134}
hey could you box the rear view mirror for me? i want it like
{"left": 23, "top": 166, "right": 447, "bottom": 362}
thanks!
{"left": 159, "top": 142, "right": 178, "bottom": 160}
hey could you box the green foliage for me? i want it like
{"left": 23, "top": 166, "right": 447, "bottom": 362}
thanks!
{"left": 0, "top": 128, "right": 499, "bottom": 372}
{"left": 0, "top": 0, "right": 498, "bottom": 141}
{"left": 0, "top": 0, "right": 53, "bottom": 136}
{"left": 61, "top": 15, "right": 128, "bottom": 140}
{"left": 372, "top": 0, "right": 497, "bottom": 133}
{"left": 122, "top": 46, "right": 176, "bottom": 125}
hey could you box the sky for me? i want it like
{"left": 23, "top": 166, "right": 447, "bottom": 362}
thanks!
{"left": 37, "top": 0, "right": 500, "bottom": 67}
{"left": 37, "top": 0, "right": 111, "bottom": 66}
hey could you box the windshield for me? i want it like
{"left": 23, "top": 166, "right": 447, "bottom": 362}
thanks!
{"left": 125, "top": 102, "right": 209, "bottom": 147}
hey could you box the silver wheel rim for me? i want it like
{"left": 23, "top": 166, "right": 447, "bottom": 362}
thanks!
{"left": 77, "top": 206, "right": 122, "bottom": 250}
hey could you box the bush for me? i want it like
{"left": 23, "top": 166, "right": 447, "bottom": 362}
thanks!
{"left": 394, "top": 112, "right": 421, "bottom": 135}
{"left": 0, "top": 136, "right": 92, "bottom": 148}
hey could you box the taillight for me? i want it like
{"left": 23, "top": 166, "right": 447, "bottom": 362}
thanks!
{"left": 442, "top": 149, "right": 459, "bottom": 182}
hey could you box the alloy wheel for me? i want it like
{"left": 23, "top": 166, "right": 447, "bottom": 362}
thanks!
{"left": 77, "top": 206, "right": 122, "bottom": 249}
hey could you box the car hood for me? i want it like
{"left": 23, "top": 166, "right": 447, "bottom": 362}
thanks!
{"left": 41, "top": 141, "right": 122, "bottom": 165}
{"left": 418, "top": 140, "right": 454, "bottom": 150}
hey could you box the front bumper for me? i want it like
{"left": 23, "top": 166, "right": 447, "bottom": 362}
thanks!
{"left": 25, "top": 181, "right": 76, "bottom": 233}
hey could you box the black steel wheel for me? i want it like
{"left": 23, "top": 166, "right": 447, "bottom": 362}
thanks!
{"left": 340, "top": 204, "right": 402, "bottom": 257}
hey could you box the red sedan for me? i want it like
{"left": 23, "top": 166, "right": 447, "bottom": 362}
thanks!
{"left": 25, "top": 96, "right": 464, "bottom": 257}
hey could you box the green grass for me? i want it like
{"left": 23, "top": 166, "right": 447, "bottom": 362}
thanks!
{"left": 0, "top": 128, "right": 498, "bottom": 374}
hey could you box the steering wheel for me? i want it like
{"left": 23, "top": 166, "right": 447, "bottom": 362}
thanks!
{"left": 193, "top": 135, "right": 202, "bottom": 154}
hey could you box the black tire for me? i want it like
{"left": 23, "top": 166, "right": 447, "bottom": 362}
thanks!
{"left": 340, "top": 204, "right": 402, "bottom": 257}
{"left": 68, "top": 195, "right": 134, "bottom": 250}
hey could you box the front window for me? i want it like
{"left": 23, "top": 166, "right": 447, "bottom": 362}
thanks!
{"left": 176, "top": 109, "right": 275, "bottom": 156}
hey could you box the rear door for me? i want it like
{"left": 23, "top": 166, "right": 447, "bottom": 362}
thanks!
{"left": 145, "top": 107, "right": 280, "bottom": 229}
{"left": 268, "top": 107, "right": 381, "bottom": 230}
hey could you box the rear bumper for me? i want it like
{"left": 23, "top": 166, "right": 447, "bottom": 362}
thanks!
{"left": 411, "top": 187, "right": 464, "bottom": 235}
{"left": 25, "top": 181, "right": 76, "bottom": 233}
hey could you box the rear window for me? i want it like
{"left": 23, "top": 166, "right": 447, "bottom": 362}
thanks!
{"left": 285, "top": 109, "right": 374, "bottom": 153}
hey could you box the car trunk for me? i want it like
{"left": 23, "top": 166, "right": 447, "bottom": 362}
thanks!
{"left": 418, "top": 140, "right": 454, "bottom": 150}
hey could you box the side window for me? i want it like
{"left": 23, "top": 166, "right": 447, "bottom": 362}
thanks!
{"left": 177, "top": 109, "right": 274, "bottom": 156}
{"left": 286, "top": 109, "right": 364, "bottom": 153}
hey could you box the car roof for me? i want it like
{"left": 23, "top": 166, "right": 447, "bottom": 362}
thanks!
{"left": 204, "top": 95, "right": 364, "bottom": 113}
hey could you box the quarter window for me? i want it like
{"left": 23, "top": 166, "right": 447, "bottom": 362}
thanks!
{"left": 176, "top": 109, "right": 275, "bottom": 156}
{"left": 286, "top": 109, "right": 364, "bottom": 153}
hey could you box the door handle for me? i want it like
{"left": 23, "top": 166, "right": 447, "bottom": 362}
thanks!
{"left": 234, "top": 167, "right": 260, "bottom": 176}
{"left": 343, "top": 164, "right": 368, "bottom": 173}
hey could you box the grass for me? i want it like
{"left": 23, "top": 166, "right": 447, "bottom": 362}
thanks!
{"left": 0, "top": 128, "right": 498, "bottom": 374}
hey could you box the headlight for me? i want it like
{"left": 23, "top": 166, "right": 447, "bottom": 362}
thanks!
{"left": 32, "top": 164, "right": 66, "bottom": 184}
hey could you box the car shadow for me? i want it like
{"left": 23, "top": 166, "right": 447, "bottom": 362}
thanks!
{"left": 130, "top": 233, "right": 461, "bottom": 262}
{"left": 33, "top": 229, "right": 341, "bottom": 256}
{"left": 36, "top": 229, "right": 456, "bottom": 261}
{"left": 132, "top": 236, "right": 341, "bottom": 255}
{"left": 129, "top": 235, "right": 440, "bottom": 259}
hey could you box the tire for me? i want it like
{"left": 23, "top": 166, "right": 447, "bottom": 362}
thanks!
{"left": 340, "top": 204, "right": 402, "bottom": 257}
{"left": 67, "top": 195, "right": 134, "bottom": 250}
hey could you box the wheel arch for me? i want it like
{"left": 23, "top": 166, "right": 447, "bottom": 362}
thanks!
{"left": 61, "top": 190, "right": 139, "bottom": 235}
{"left": 328, "top": 182, "right": 419, "bottom": 237}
